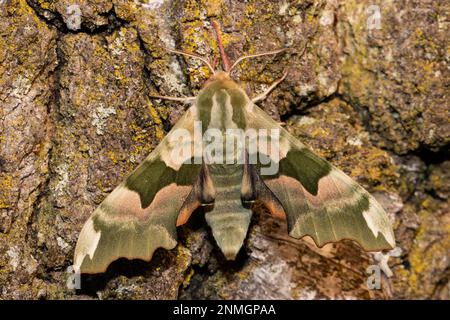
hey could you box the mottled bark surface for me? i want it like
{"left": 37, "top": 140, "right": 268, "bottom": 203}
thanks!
{"left": 0, "top": 0, "right": 448, "bottom": 299}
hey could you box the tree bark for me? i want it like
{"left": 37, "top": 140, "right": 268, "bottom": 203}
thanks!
{"left": 0, "top": 0, "right": 448, "bottom": 299}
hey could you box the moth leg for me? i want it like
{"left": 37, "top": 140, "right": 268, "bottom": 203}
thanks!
{"left": 251, "top": 70, "right": 288, "bottom": 103}
{"left": 149, "top": 95, "right": 196, "bottom": 103}
{"left": 164, "top": 48, "right": 215, "bottom": 74}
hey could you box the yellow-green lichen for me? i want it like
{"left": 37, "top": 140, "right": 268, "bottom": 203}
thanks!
{"left": 0, "top": 174, "right": 14, "bottom": 209}
{"left": 183, "top": 268, "right": 195, "bottom": 287}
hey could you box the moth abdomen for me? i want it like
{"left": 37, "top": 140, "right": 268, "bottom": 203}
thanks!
{"left": 202, "top": 164, "right": 253, "bottom": 260}
{"left": 205, "top": 207, "right": 252, "bottom": 260}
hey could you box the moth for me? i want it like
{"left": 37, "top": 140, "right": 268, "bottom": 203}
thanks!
{"left": 74, "top": 21, "right": 395, "bottom": 274}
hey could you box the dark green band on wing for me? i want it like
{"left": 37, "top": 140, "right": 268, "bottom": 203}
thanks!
{"left": 262, "top": 148, "right": 332, "bottom": 196}
{"left": 125, "top": 157, "right": 200, "bottom": 209}
{"left": 280, "top": 148, "right": 331, "bottom": 195}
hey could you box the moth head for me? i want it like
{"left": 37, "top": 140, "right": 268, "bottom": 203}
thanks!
{"left": 167, "top": 21, "right": 286, "bottom": 87}
{"left": 208, "top": 71, "right": 231, "bottom": 82}
{"left": 202, "top": 70, "right": 241, "bottom": 90}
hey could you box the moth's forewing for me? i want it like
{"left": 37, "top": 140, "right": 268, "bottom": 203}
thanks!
{"left": 74, "top": 109, "right": 202, "bottom": 273}
{"left": 243, "top": 104, "right": 395, "bottom": 251}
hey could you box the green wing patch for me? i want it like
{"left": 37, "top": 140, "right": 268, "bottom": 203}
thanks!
{"left": 244, "top": 103, "right": 395, "bottom": 251}
{"left": 74, "top": 107, "right": 202, "bottom": 274}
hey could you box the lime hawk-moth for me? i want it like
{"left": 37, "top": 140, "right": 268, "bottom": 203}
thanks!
{"left": 74, "top": 22, "right": 395, "bottom": 274}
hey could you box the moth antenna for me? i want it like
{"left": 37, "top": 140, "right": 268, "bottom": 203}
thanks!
{"left": 164, "top": 48, "right": 215, "bottom": 74}
{"left": 229, "top": 48, "right": 287, "bottom": 73}
{"left": 211, "top": 20, "right": 232, "bottom": 72}
{"left": 148, "top": 94, "right": 196, "bottom": 103}
{"left": 251, "top": 70, "right": 288, "bottom": 103}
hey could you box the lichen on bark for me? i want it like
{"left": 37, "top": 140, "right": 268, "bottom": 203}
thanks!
{"left": 0, "top": 0, "right": 448, "bottom": 299}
